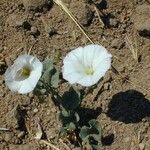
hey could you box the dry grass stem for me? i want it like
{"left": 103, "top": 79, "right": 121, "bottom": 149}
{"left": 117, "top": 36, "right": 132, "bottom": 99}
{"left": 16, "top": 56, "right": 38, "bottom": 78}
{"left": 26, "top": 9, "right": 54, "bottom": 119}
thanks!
{"left": 125, "top": 35, "right": 138, "bottom": 63}
{"left": 28, "top": 40, "right": 38, "bottom": 55}
{"left": 0, "top": 128, "right": 10, "bottom": 131}
{"left": 59, "top": 139, "right": 71, "bottom": 150}
{"left": 93, "top": 4, "right": 104, "bottom": 28}
{"left": 40, "top": 140, "right": 60, "bottom": 150}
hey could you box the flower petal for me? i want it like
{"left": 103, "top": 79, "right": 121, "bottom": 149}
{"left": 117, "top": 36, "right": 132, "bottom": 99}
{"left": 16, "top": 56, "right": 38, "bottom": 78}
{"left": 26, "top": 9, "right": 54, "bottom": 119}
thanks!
{"left": 5, "top": 54, "right": 43, "bottom": 94}
{"left": 82, "top": 44, "right": 99, "bottom": 67}
{"left": 62, "top": 44, "right": 112, "bottom": 86}
{"left": 63, "top": 47, "right": 85, "bottom": 84}
{"left": 76, "top": 76, "right": 94, "bottom": 86}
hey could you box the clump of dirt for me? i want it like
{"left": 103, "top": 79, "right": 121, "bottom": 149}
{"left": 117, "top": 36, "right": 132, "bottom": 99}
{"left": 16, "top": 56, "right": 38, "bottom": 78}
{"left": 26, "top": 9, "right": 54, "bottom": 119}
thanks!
{"left": 132, "top": 4, "right": 150, "bottom": 36}
{"left": 69, "top": 1, "right": 94, "bottom": 26}
{"left": 22, "top": 0, "right": 52, "bottom": 12}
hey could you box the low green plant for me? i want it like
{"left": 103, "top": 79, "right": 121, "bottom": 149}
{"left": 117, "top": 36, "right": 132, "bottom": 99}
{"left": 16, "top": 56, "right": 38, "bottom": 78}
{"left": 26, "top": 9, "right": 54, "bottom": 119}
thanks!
{"left": 34, "top": 58, "right": 102, "bottom": 149}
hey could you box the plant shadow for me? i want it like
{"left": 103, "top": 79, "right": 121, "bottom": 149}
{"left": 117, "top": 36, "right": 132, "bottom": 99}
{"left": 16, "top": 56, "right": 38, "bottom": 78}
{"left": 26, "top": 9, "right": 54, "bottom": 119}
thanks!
{"left": 107, "top": 90, "right": 150, "bottom": 123}
{"left": 102, "top": 133, "right": 114, "bottom": 146}
{"left": 77, "top": 107, "right": 102, "bottom": 127}
{"left": 96, "top": 0, "right": 108, "bottom": 9}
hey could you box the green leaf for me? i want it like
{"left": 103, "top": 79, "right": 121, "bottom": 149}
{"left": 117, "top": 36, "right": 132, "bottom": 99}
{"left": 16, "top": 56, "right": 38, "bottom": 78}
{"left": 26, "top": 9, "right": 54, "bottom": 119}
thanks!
{"left": 43, "top": 58, "right": 54, "bottom": 71}
{"left": 33, "top": 80, "right": 44, "bottom": 96}
{"left": 41, "top": 58, "right": 60, "bottom": 88}
{"left": 41, "top": 58, "right": 54, "bottom": 84}
{"left": 50, "top": 68, "right": 59, "bottom": 88}
{"left": 59, "top": 109, "right": 79, "bottom": 129}
{"left": 79, "top": 119, "right": 101, "bottom": 143}
{"left": 68, "top": 122, "right": 76, "bottom": 130}
{"left": 61, "top": 87, "right": 81, "bottom": 110}
{"left": 91, "top": 144, "right": 100, "bottom": 150}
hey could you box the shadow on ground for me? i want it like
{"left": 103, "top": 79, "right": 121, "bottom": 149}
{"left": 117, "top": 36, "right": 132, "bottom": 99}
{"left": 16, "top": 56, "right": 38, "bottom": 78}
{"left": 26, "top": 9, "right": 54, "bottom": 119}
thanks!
{"left": 102, "top": 133, "right": 114, "bottom": 146}
{"left": 107, "top": 90, "right": 150, "bottom": 123}
{"left": 77, "top": 107, "right": 102, "bottom": 127}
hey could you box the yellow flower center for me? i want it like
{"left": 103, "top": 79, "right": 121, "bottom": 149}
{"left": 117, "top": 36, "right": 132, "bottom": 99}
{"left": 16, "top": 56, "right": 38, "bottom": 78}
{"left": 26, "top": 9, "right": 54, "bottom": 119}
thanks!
{"left": 21, "top": 66, "right": 31, "bottom": 77}
{"left": 15, "top": 66, "right": 31, "bottom": 81}
{"left": 85, "top": 67, "right": 95, "bottom": 75}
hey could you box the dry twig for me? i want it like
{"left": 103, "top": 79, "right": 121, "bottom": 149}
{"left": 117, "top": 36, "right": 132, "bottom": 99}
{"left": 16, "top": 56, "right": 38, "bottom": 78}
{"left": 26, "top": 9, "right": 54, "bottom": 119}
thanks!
{"left": 125, "top": 34, "right": 138, "bottom": 63}
{"left": 93, "top": 4, "right": 104, "bottom": 28}
{"left": 40, "top": 140, "right": 60, "bottom": 150}
{"left": 59, "top": 139, "right": 71, "bottom": 150}
{"left": 0, "top": 128, "right": 10, "bottom": 131}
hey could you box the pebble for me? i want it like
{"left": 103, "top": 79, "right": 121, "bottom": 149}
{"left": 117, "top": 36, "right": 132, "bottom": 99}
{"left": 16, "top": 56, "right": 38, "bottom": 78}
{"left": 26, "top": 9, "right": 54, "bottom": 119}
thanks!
{"left": 41, "top": 17, "right": 56, "bottom": 37}
{"left": 17, "top": 131, "right": 25, "bottom": 139}
{"left": 104, "top": 82, "right": 111, "bottom": 90}
{"left": 111, "top": 39, "right": 125, "bottom": 49}
{"left": 69, "top": 1, "right": 94, "bottom": 26}
{"left": 40, "top": 89, "right": 46, "bottom": 95}
{"left": 139, "top": 143, "right": 145, "bottom": 150}
{"left": 28, "top": 92, "right": 34, "bottom": 98}
{"left": 30, "top": 26, "right": 40, "bottom": 37}
{"left": 33, "top": 108, "right": 38, "bottom": 113}
{"left": 109, "top": 17, "right": 119, "bottom": 27}
{"left": 105, "top": 124, "right": 112, "bottom": 131}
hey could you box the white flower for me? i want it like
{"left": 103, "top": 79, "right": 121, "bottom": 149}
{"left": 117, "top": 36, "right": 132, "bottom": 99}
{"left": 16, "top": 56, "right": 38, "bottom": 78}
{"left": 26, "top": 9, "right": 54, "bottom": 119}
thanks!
{"left": 5, "top": 54, "right": 43, "bottom": 94}
{"left": 62, "top": 44, "right": 112, "bottom": 86}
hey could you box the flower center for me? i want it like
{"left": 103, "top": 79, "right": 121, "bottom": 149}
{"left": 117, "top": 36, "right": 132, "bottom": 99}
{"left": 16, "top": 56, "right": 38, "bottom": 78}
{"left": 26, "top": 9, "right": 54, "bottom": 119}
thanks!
{"left": 16, "top": 66, "right": 31, "bottom": 81}
{"left": 21, "top": 66, "right": 31, "bottom": 77}
{"left": 85, "top": 67, "right": 95, "bottom": 75}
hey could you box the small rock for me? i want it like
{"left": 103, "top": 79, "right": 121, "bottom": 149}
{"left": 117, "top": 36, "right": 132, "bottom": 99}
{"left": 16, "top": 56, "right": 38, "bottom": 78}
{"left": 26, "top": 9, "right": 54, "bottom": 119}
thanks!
{"left": 17, "top": 131, "right": 25, "bottom": 139}
{"left": 28, "top": 92, "right": 34, "bottom": 98}
{"left": 22, "top": 0, "right": 51, "bottom": 12}
{"left": 109, "top": 17, "right": 119, "bottom": 27}
{"left": 30, "top": 26, "right": 40, "bottom": 37}
{"left": 40, "top": 89, "right": 46, "bottom": 95}
{"left": 139, "top": 143, "right": 145, "bottom": 150}
{"left": 132, "top": 4, "right": 150, "bottom": 37}
{"left": 16, "top": 20, "right": 30, "bottom": 29}
{"left": 6, "top": 14, "right": 31, "bottom": 30}
{"left": 111, "top": 39, "right": 125, "bottom": 49}
{"left": 21, "top": 97, "right": 31, "bottom": 106}
{"left": 33, "top": 108, "right": 38, "bottom": 113}
{"left": 41, "top": 17, "right": 57, "bottom": 36}
{"left": 104, "top": 82, "right": 111, "bottom": 90}
{"left": 105, "top": 124, "right": 112, "bottom": 131}
{"left": 70, "top": 1, "right": 94, "bottom": 26}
